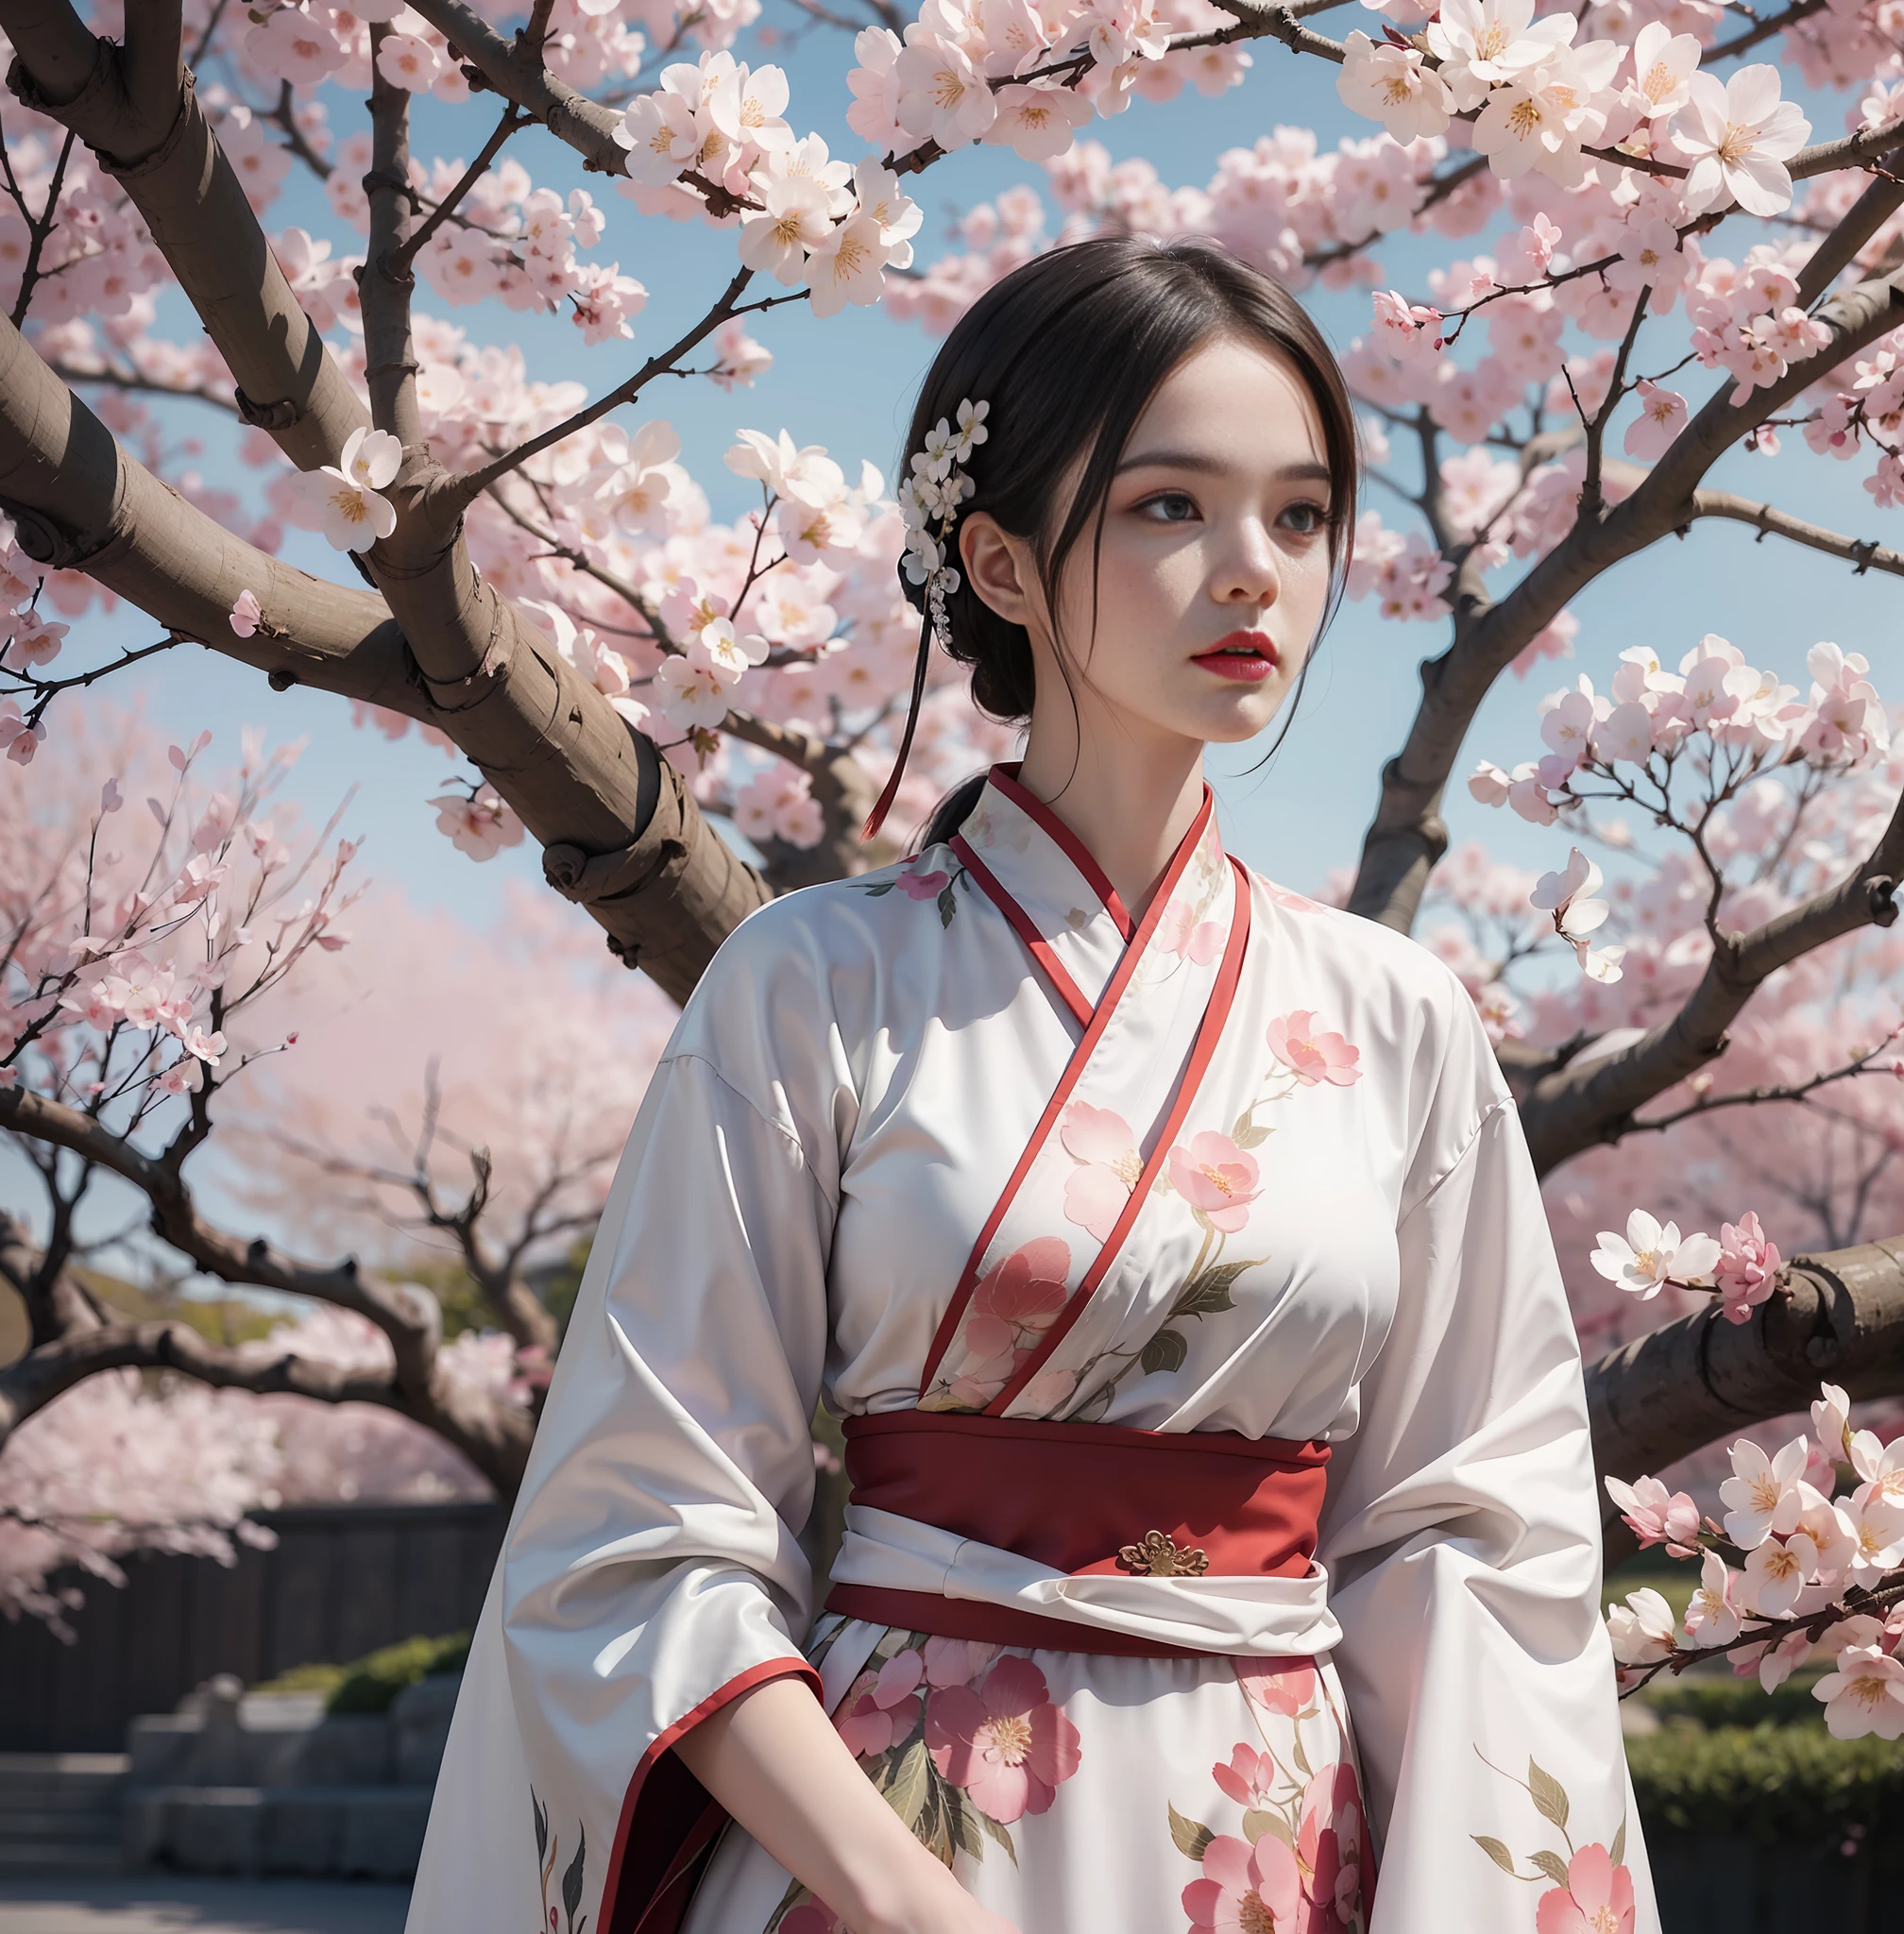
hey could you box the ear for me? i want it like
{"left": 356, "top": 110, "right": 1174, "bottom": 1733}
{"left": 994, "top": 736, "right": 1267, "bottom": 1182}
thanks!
{"left": 959, "top": 513, "right": 1040, "bottom": 630}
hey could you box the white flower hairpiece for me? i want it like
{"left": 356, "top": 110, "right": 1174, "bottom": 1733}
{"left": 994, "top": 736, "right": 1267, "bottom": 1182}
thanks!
{"left": 863, "top": 396, "right": 990, "bottom": 841}
{"left": 898, "top": 397, "right": 989, "bottom": 653}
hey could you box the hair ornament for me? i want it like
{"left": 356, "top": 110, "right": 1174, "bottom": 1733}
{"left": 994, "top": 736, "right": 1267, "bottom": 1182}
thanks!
{"left": 861, "top": 397, "right": 991, "bottom": 842}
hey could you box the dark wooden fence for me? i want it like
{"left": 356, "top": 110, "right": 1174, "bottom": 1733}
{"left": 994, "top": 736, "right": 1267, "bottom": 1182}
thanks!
{"left": 0, "top": 1501, "right": 507, "bottom": 1753}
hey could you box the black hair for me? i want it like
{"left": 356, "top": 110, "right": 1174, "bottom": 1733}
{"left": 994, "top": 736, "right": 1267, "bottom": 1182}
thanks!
{"left": 904, "top": 233, "right": 1359, "bottom": 853}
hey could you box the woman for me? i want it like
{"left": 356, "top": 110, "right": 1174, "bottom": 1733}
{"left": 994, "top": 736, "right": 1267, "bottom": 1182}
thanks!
{"left": 409, "top": 236, "right": 1655, "bottom": 1934}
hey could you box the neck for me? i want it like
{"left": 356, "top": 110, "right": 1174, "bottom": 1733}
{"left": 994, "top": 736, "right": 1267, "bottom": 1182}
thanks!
{"left": 1013, "top": 720, "right": 1207, "bottom": 919}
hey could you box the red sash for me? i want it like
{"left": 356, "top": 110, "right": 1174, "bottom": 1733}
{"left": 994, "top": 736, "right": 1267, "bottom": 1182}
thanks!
{"left": 825, "top": 1411, "right": 1329, "bottom": 1658}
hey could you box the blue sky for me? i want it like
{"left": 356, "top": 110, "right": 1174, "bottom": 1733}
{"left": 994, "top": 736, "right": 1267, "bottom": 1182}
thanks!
{"left": 74, "top": 20, "right": 1900, "bottom": 937}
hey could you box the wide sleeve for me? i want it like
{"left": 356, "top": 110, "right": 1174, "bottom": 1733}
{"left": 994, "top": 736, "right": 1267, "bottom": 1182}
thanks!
{"left": 497, "top": 1043, "right": 838, "bottom": 1934}
{"left": 1315, "top": 997, "right": 1662, "bottom": 1933}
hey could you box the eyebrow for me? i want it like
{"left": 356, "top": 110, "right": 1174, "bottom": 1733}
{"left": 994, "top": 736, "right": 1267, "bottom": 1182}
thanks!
{"left": 1113, "top": 450, "right": 1334, "bottom": 484}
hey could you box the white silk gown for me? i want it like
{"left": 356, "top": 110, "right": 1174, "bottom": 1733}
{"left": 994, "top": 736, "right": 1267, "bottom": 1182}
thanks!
{"left": 407, "top": 766, "right": 1658, "bottom": 1934}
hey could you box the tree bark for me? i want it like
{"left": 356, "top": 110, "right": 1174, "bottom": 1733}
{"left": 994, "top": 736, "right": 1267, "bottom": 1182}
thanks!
{"left": 0, "top": 0, "right": 369, "bottom": 472}
{"left": 1587, "top": 1238, "right": 1904, "bottom": 1553}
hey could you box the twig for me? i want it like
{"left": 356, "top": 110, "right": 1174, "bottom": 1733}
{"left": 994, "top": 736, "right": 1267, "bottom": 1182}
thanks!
{"left": 9, "top": 126, "right": 76, "bottom": 329}
{"left": 1686, "top": 491, "right": 1904, "bottom": 580}
{"left": 390, "top": 103, "right": 529, "bottom": 273}
{"left": 4, "top": 636, "right": 180, "bottom": 730}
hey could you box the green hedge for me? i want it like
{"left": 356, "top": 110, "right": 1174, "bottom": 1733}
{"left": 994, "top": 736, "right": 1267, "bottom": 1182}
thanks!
{"left": 253, "top": 1630, "right": 471, "bottom": 1714}
{"left": 1640, "top": 1669, "right": 1828, "bottom": 1731}
{"left": 1630, "top": 1721, "right": 1904, "bottom": 1845}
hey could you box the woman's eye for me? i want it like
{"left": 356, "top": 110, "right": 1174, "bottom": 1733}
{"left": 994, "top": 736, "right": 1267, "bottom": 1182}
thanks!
{"left": 1280, "top": 501, "right": 1328, "bottom": 535}
{"left": 1138, "top": 492, "right": 1198, "bottom": 523}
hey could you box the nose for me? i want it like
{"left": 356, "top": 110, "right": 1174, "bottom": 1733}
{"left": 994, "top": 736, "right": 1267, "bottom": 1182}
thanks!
{"left": 1211, "top": 517, "right": 1281, "bottom": 610}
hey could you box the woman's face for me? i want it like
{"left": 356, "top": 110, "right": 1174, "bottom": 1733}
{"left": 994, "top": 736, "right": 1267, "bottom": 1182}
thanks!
{"left": 962, "top": 333, "right": 1336, "bottom": 757}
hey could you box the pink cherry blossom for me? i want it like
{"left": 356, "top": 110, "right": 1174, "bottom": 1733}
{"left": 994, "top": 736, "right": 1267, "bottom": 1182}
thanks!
{"left": 1713, "top": 1210, "right": 1783, "bottom": 1323}
{"left": 429, "top": 790, "right": 525, "bottom": 862}
{"left": 1535, "top": 1843, "right": 1636, "bottom": 1934}
{"left": 895, "top": 864, "right": 949, "bottom": 901}
{"left": 229, "top": 590, "right": 264, "bottom": 638}
{"left": 1212, "top": 1742, "right": 1278, "bottom": 1809}
{"left": 835, "top": 1647, "right": 925, "bottom": 1757}
{"left": 960, "top": 1235, "right": 1070, "bottom": 1362}
{"left": 1157, "top": 897, "right": 1224, "bottom": 963}
{"left": 924, "top": 1654, "right": 1081, "bottom": 1823}
{"left": 1182, "top": 1830, "right": 1303, "bottom": 1934}
{"left": 1266, "top": 1009, "right": 1362, "bottom": 1087}
{"left": 1623, "top": 380, "right": 1688, "bottom": 460}
{"left": 922, "top": 1635, "right": 997, "bottom": 1688}
{"left": 1298, "top": 1757, "right": 1365, "bottom": 1929}
{"left": 1602, "top": 1473, "right": 1701, "bottom": 1554}
{"left": 1167, "top": 1129, "right": 1262, "bottom": 1233}
{"left": 1235, "top": 1656, "right": 1318, "bottom": 1718}
{"left": 1060, "top": 1101, "right": 1140, "bottom": 1241}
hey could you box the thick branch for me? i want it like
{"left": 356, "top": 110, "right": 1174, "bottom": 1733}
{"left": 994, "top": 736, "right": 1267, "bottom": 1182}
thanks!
{"left": 1688, "top": 491, "right": 1904, "bottom": 579}
{"left": 0, "top": 1085, "right": 436, "bottom": 1358}
{"left": 1588, "top": 1238, "right": 1904, "bottom": 1532}
{"left": 0, "top": 313, "right": 764, "bottom": 1000}
{"left": 364, "top": 32, "right": 423, "bottom": 452}
{"left": 1, "top": 0, "right": 367, "bottom": 471}
{"left": 0, "top": 1318, "right": 398, "bottom": 1440}
{"left": 0, "top": 307, "right": 415, "bottom": 705}
{"left": 0, "top": 1310, "right": 534, "bottom": 1491}
{"left": 405, "top": 0, "right": 628, "bottom": 173}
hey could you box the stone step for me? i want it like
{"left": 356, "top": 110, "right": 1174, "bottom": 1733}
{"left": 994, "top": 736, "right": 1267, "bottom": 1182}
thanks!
{"left": 0, "top": 1753, "right": 130, "bottom": 1776}
{"left": 0, "top": 1808, "right": 123, "bottom": 1841}
{"left": 0, "top": 1841, "right": 125, "bottom": 1877}
{"left": 0, "top": 1786, "right": 125, "bottom": 1814}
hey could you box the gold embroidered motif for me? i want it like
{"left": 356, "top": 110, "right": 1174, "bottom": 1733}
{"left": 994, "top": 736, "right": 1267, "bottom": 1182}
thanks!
{"left": 1114, "top": 1530, "right": 1210, "bottom": 1577}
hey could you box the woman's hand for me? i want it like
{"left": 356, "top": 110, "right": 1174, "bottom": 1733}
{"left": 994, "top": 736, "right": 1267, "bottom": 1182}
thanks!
{"left": 672, "top": 1673, "right": 1023, "bottom": 1934}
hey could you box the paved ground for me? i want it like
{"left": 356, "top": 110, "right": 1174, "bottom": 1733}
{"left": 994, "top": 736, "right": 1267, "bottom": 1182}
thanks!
{"left": 0, "top": 1879, "right": 410, "bottom": 1933}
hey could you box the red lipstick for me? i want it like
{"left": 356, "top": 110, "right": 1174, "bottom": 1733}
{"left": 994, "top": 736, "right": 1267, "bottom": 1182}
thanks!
{"left": 1192, "top": 629, "right": 1280, "bottom": 683}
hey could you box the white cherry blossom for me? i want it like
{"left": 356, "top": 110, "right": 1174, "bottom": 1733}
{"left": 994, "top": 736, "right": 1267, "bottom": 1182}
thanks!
{"left": 895, "top": 30, "right": 997, "bottom": 149}
{"left": 1742, "top": 1530, "right": 1817, "bottom": 1618}
{"left": 1624, "top": 21, "right": 1700, "bottom": 121}
{"left": 805, "top": 211, "right": 890, "bottom": 318}
{"left": 1683, "top": 1551, "right": 1742, "bottom": 1648}
{"left": 616, "top": 85, "right": 701, "bottom": 185}
{"left": 1424, "top": 0, "right": 1577, "bottom": 112}
{"left": 851, "top": 161, "right": 923, "bottom": 267}
{"left": 300, "top": 426, "right": 401, "bottom": 552}
{"left": 1590, "top": 1207, "right": 1722, "bottom": 1298}
{"left": 1335, "top": 35, "right": 1453, "bottom": 144}
{"left": 1719, "top": 1434, "right": 1810, "bottom": 1548}
{"left": 706, "top": 61, "right": 794, "bottom": 152}
{"left": 1812, "top": 1645, "right": 1904, "bottom": 1740}
{"left": 738, "top": 174, "right": 834, "bottom": 283}
{"left": 1670, "top": 66, "right": 1810, "bottom": 217}
{"left": 1530, "top": 847, "right": 1624, "bottom": 977}
{"left": 1606, "top": 1586, "right": 1676, "bottom": 1665}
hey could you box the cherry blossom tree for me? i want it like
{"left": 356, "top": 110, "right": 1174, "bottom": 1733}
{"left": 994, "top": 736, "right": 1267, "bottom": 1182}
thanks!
{"left": 0, "top": 0, "right": 1901, "bottom": 1699}
{"left": 0, "top": 715, "right": 680, "bottom": 1622}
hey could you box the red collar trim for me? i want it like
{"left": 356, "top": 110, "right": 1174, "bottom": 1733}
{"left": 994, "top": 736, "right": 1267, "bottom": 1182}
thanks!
{"left": 984, "top": 764, "right": 1141, "bottom": 942}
